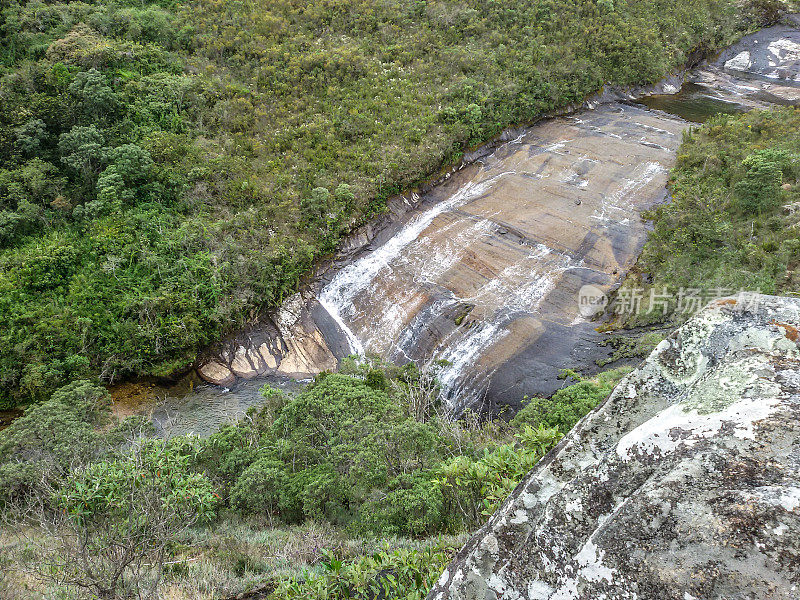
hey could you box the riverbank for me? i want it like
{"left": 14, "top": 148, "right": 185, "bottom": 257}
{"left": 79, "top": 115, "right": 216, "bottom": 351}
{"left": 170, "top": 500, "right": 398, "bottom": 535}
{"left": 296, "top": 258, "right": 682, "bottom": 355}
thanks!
{"left": 191, "top": 21, "right": 800, "bottom": 420}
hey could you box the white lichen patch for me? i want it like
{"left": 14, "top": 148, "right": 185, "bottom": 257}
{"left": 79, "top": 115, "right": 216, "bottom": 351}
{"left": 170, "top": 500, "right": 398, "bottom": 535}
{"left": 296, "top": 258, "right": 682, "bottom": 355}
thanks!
{"left": 725, "top": 50, "right": 752, "bottom": 71}
{"left": 547, "top": 540, "right": 617, "bottom": 600}
{"left": 528, "top": 580, "right": 554, "bottom": 600}
{"left": 753, "top": 486, "right": 800, "bottom": 512}
{"left": 729, "top": 326, "right": 800, "bottom": 356}
{"left": 649, "top": 327, "right": 714, "bottom": 386}
{"left": 616, "top": 357, "right": 783, "bottom": 461}
{"left": 574, "top": 540, "right": 615, "bottom": 583}
{"left": 510, "top": 509, "right": 529, "bottom": 525}
{"left": 680, "top": 358, "right": 767, "bottom": 414}
{"left": 481, "top": 534, "right": 500, "bottom": 556}
{"left": 487, "top": 574, "right": 521, "bottom": 600}
{"left": 772, "top": 523, "right": 789, "bottom": 536}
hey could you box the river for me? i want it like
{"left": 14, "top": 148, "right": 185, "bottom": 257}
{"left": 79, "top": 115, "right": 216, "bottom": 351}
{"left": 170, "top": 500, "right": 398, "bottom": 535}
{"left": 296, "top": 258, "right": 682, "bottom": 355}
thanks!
{"left": 113, "top": 23, "right": 800, "bottom": 436}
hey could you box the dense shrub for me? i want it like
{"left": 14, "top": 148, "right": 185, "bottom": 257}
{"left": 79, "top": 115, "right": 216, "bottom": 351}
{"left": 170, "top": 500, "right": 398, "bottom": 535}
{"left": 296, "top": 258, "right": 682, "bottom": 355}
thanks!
{"left": 511, "top": 368, "right": 630, "bottom": 432}
{"left": 617, "top": 107, "right": 800, "bottom": 328}
{"left": 0, "top": 380, "right": 109, "bottom": 502}
{"left": 223, "top": 373, "right": 446, "bottom": 528}
{"left": 733, "top": 148, "right": 793, "bottom": 214}
{"left": 191, "top": 362, "right": 621, "bottom": 537}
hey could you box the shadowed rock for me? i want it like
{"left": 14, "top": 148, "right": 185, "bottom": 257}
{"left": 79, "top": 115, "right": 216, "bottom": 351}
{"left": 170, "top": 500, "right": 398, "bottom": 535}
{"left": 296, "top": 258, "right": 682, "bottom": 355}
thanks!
{"left": 428, "top": 294, "right": 800, "bottom": 600}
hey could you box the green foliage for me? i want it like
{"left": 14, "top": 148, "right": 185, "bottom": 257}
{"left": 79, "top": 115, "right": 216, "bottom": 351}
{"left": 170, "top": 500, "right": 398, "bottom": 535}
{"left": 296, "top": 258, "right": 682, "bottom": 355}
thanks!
{"left": 433, "top": 425, "right": 562, "bottom": 524}
{"left": 57, "top": 439, "right": 218, "bottom": 527}
{"left": 274, "top": 546, "right": 453, "bottom": 600}
{"left": 511, "top": 368, "right": 630, "bottom": 432}
{"left": 597, "top": 332, "right": 664, "bottom": 367}
{"left": 732, "top": 148, "right": 793, "bottom": 214}
{"left": 15, "top": 119, "right": 47, "bottom": 156}
{"left": 227, "top": 374, "right": 444, "bottom": 528}
{"left": 620, "top": 107, "right": 800, "bottom": 327}
{"left": 0, "top": 380, "right": 108, "bottom": 502}
{"left": 1, "top": 363, "right": 626, "bottom": 597}
{"left": 0, "top": 0, "right": 755, "bottom": 405}
{"left": 195, "top": 363, "right": 619, "bottom": 537}
{"left": 58, "top": 125, "right": 106, "bottom": 179}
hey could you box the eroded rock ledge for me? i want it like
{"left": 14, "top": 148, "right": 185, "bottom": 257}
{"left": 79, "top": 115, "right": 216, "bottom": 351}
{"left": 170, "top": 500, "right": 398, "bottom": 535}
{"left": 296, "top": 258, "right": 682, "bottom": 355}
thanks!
{"left": 428, "top": 294, "right": 800, "bottom": 600}
{"left": 196, "top": 293, "right": 342, "bottom": 386}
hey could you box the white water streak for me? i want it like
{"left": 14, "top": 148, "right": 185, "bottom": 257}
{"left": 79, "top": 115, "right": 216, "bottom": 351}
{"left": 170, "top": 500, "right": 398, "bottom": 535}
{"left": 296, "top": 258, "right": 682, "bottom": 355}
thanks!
{"left": 318, "top": 173, "right": 512, "bottom": 354}
{"left": 590, "top": 161, "right": 665, "bottom": 223}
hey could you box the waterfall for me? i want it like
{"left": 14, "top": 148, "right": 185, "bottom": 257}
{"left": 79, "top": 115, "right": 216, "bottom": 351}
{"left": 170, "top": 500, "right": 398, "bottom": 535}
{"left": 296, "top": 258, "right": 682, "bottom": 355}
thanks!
{"left": 317, "top": 295, "right": 365, "bottom": 356}
{"left": 431, "top": 245, "right": 578, "bottom": 410}
{"left": 317, "top": 172, "right": 513, "bottom": 354}
{"left": 314, "top": 159, "right": 597, "bottom": 411}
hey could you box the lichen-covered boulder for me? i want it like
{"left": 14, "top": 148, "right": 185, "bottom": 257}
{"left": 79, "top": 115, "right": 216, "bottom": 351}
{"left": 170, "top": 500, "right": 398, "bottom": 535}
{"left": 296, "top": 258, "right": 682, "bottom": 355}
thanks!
{"left": 429, "top": 294, "right": 800, "bottom": 600}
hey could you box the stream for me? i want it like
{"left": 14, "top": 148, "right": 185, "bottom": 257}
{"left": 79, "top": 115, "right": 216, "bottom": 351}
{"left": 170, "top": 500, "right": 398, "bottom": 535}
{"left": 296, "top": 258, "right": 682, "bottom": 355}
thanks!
{"left": 118, "top": 23, "right": 800, "bottom": 436}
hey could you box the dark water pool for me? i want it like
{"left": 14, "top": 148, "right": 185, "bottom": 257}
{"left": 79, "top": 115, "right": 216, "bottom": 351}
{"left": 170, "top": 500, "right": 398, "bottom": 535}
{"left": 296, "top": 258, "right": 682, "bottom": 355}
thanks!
{"left": 149, "top": 375, "right": 303, "bottom": 438}
{"left": 0, "top": 409, "right": 23, "bottom": 432}
{"left": 636, "top": 82, "right": 745, "bottom": 123}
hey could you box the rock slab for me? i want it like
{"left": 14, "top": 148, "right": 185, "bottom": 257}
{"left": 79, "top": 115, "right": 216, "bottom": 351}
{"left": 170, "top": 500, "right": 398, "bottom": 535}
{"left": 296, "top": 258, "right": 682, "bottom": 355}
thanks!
{"left": 428, "top": 294, "right": 800, "bottom": 600}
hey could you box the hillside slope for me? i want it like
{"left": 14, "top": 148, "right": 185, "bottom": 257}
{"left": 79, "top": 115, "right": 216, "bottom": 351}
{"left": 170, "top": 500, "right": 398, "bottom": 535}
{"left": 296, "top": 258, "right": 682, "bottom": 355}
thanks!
{"left": 0, "top": 0, "right": 760, "bottom": 404}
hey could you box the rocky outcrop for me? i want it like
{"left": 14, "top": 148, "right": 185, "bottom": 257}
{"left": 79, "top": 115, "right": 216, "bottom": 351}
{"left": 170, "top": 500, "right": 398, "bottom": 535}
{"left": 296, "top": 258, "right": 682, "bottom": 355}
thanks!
{"left": 196, "top": 292, "right": 341, "bottom": 386}
{"left": 197, "top": 361, "right": 236, "bottom": 387}
{"left": 315, "top": 24, "right": 800, "bottom": 413}
{"left": 428, "top": 295, "right": 800, "bottom": 600}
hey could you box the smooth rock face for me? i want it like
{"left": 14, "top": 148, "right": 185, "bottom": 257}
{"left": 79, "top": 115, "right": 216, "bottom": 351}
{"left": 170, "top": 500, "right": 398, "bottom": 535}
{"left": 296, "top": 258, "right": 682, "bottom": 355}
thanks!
{"left": 196, "top": 293, "right": 339, "bottom": 385}
{"left": 428, "top": 295, "right": 800, "bottom": 600}
{"left": 319, "top": 103, "right": 685, "bottom": 412}
{"left": 314, "top": 24, "right": 800, "bottom": 413}
{"left": 689, "top": 25, "right": 800, "bottom": 108}
{"left": 197, "top": 361, "right": 236, "bottom": 387}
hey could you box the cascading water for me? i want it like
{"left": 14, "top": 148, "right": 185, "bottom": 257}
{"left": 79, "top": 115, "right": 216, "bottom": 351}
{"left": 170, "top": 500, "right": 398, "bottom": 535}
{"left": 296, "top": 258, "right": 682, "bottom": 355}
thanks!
{"left": 317, "top": 156, "right": 585, "bottom": 410}
{"left": 312, "top": 96, "right": 696, "bottom": 413}
{"left": 318, "top": 172, "right": 515, "bottom": 356}
{"left": 429, "top": 244, "right": 579, "bottom": 411}
{"left": 135, "top": 25, "right": 800, "bottom": 435}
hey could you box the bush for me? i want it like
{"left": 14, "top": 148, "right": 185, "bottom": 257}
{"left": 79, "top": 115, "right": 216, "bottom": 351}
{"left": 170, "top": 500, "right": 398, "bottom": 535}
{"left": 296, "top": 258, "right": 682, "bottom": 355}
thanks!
{"left": 219, "top": 373, "right": 445, "bottom": 528}
{"left": 11, "top": 439, "right": 218, "bottom": 600}
{"left": 0, "top": 380, "right": 108, "bottom": 503}
{"left": 733, "top": 149, "right": 792, "bottom": 214}
{"left": 274, "top": 546, "right": 453, "bottom": 600}
{"left": 511, "top": 368, "right": 629, "bottom": 432}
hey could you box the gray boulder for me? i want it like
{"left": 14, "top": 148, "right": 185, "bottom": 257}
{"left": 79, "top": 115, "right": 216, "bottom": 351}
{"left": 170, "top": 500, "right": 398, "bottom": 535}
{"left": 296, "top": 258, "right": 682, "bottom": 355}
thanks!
{"left": 429, "top": 294, "right": 800, "bottom": 600}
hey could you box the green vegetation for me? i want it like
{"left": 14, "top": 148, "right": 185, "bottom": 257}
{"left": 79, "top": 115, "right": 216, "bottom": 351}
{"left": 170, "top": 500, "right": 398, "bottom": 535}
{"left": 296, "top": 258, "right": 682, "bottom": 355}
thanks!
{"left": 596, "top": 331, "right": 665, "bottom": 367}
{"left": 274, "top": 545, "right": 453, "bottom": 600}
{"left": 511, "top": 368, "right": 631, "bottom": 432}
{"left": 0, "top": 0, "right": 760, "bottom": 406}
{"left": 614, "top": 107, "right": 800, "bottom": 327}
{"left": 0, "top": 361, "right": 623, "bottom": 598}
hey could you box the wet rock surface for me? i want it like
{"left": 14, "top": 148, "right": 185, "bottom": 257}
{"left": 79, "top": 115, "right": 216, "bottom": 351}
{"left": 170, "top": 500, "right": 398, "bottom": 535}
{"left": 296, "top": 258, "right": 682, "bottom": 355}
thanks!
{"left": 195, "top": 23, "right": 800, "bottom": 416}
{"left": 640, "top": 24, "right": 800, "bottom": 120}
{"left": 319, "top": 103, "right": 685, "bottom": 413}
{"left": 428, "top": 295, "right": 800, "bottom": 600}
